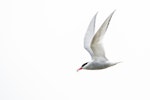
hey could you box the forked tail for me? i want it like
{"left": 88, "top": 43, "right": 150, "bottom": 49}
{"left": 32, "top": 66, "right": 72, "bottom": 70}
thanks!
{"left": 112, "top": 61, "right": 122, "bottom": 66}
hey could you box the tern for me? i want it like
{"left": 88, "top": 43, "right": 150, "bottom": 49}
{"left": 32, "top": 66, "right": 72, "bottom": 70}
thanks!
{"left": 77, "top": 11, "right": 120, "bottom": 71}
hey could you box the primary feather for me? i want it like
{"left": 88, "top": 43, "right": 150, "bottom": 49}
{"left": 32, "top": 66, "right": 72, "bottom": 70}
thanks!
{"left": 91, "top": 11, "right": 115, "bottom": 60}
{"left": 84, "top": 13, "right": 98, "bottom": 57}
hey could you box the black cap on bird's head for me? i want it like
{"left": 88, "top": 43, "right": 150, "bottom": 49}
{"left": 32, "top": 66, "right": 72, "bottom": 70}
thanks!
{"left": 77, "top": 62, "right": 88, "bottom": 72}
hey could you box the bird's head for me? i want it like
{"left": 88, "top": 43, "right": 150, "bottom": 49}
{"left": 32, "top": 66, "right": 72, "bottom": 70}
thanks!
{"left": 77, "top": 62, "right": 88, "bottom": 72}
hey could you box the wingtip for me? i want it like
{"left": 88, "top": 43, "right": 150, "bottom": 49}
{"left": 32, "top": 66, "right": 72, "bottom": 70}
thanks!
{"left": 95, "top": 10, "right": 116, "bottom": 17}
{"left": 110, "top": 10, "right": 116, "bottom": 16}
{"left": 94, "top": 12, "right": 98, "bottom": 18}
{"left": 96, "top": 11, "right": 99, "bottom": 15}
{"left": 113, "top": 9, "right": 116, "bottom": 13}
{"left": 106, "top": 10, "right": 116, "bottom": 20}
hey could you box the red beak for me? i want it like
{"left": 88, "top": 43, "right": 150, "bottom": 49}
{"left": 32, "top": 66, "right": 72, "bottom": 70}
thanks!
{"left": 77, "top": 67, "right": 82, "bottom": 72}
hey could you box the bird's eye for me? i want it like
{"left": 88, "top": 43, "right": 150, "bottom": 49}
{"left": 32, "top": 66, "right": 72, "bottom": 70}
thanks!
{"left": 82, "top": 62, "right": 88, "bottom": 67}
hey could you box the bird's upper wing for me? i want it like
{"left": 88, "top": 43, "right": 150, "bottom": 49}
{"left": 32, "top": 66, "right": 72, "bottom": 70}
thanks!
{"left": 91, "top": 11, "right": 115, "bottom": 61}
{"left": 84, "top": 13, "right": 98, "bottom": 57}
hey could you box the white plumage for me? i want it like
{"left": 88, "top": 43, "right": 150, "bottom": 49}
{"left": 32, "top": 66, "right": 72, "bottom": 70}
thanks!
{"left": 77, "top": 11, "right": 120, "bottom": 71}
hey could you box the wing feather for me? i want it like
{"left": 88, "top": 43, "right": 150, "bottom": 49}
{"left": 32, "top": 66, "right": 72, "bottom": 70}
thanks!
{"left": 91, "top": 11, "right": 115, "bottom": 60}
{"left": 84, "top": 13, "right": 98, "bottom": 57}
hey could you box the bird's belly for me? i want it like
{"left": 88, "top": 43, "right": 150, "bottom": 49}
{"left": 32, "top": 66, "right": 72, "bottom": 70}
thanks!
{"left": 87, "top": 62, "right": 110, "bottom": 70}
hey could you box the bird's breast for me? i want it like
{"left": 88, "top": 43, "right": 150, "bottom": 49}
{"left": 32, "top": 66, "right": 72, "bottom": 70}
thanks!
{"left": 86, "top": 61, "right": 111, "bottom": 70}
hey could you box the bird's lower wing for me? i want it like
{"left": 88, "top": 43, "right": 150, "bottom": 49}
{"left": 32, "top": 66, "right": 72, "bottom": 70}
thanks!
{"left": 91, "top": 42, "right": 107, "bottom": 61}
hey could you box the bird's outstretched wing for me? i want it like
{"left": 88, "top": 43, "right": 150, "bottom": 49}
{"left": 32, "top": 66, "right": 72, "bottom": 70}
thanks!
{"left": 84, "top": 13, "right": 98, "bottom": 57}
{"left": 91, "top": 11, "right": 115, "bottom": 61}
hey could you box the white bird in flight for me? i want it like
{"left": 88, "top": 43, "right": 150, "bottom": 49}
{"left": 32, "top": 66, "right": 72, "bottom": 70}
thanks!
{"left": 77, "top": 11, "right": 120, "bottom": 71}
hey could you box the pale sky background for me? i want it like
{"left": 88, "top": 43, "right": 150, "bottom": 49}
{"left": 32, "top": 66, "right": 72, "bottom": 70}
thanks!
{"left": 1, "top": 0, "right": 150, "bottom": 100}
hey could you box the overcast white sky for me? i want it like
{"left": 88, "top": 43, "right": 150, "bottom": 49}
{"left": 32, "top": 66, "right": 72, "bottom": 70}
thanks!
{"left": 1, "top": 0, "right": 150, "bottom": 100}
